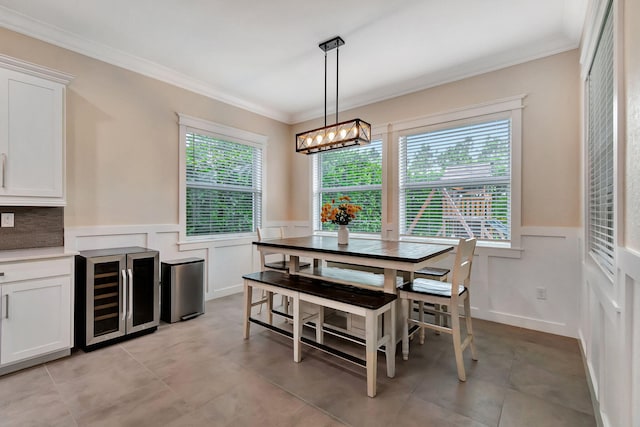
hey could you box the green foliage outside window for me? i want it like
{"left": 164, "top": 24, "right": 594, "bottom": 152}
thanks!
{"left": 318, "top": 142, "right": 383, "bottom": 233}
{"left": 186, "top": 133, "right": 261, "bottom": 236}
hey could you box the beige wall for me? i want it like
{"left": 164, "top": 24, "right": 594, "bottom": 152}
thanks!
{"left": 0, "top": 28, "right": 292, "bottom": 227}
{"left": 291, "top": 50, "right": 581, "bottom": 228}
{"left": 625, "top": 0, "right": 640, "bottom": 251}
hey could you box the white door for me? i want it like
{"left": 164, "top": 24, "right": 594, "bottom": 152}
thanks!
{"left": 0, "top": 276, "right": 71, "bottom": 365}
{"left": 0, "top": 68, "right": 64, "bottom": 200}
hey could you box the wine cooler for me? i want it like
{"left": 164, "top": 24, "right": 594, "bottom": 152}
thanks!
{"left": 75, "top": 247, "right": 159, "bottom": 350}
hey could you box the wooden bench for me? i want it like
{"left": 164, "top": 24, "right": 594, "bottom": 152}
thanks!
{"left": 242, "top": 270, "right": 397, "bottom": 397}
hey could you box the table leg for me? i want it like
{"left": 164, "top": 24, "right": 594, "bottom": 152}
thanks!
{"left": 289, "top": 255, "right": 300, "bottom": 273}
{"left": 383, "top": 268, "right": 398, "bottom": 294}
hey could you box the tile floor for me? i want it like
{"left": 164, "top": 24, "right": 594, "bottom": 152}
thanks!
{"left": 0, "top": 294, "right": 596, "bottom": 426}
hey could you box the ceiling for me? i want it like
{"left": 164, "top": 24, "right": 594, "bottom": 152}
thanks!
{"left": 0, "top": 0, "right": 588, "bottom": 124}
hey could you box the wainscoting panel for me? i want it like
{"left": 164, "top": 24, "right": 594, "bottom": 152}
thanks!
{"left": 580, "top": 247, "right": 640, "bottom": 427}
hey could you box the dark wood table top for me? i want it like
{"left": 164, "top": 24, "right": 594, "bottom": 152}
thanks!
{"left": 254, "top": 235, "right": 453, "bottom": 263}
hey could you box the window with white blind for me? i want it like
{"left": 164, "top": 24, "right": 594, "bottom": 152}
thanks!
{"left": 313, "top": 140, "right": 383, "bottom": 233}
{"left": 179, "top": 115, "right": 264, "bottom": 238}
{"left": 399, "top": 119, "right": 511, "bottom": 242}
{"left": 587, "top": 5, "right": 614, "bottom": 276}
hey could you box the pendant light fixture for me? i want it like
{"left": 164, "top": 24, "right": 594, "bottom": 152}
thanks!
{"left": 296, "top": 36, "right": 371, "bottom": 154}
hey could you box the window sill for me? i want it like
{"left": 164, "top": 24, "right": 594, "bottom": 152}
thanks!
{"left": 177, "top": 233, "right": 256, "bottom": 249}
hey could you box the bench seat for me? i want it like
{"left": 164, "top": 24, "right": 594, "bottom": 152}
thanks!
{"left": 242, "top": 270, "right": 397, "bottom": 397}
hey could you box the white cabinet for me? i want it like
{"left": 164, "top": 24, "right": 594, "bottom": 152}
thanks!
{"left": 0, "top": 255, "right": 73, "bottom": 368}
{"left": 0, "top": 55, "right": 73, "bottom": 206}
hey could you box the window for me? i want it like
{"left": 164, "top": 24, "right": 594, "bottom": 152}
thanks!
{"left": 587, "top": 5, "right": 614, "bottom": 276}
{"left": 179, "top": 115, "right": 264, "bottom": 238}
{"left": 399, "top": 118, "right": 512, "bottom": 242}
{"left": 314, "top": 140, "right": 383, "bottom": 233}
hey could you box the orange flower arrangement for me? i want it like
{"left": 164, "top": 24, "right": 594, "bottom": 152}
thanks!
{"left": 320, "top": 195, "right": 362, "bottom": 225}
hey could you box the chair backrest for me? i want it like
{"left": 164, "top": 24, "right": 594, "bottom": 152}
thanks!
{"left": 450, "top": 237, "right": 477, "bottom": 296}
{"left": 256, "top": 227, "right": 286, "bottom": 267}
{"left": 256, "top": 226, "right": 284, "bottom": 241}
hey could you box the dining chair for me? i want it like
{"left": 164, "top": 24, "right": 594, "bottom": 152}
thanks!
{"left": 399, "top": 237, "right": 478, "bottom": 381}
{"left": 255, "top": 227, "right": 310, "bottom": 314}
{"left": 413, "top": 266, "right": 451, "bottom": 330}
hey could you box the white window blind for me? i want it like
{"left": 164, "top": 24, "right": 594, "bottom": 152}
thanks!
{"left": 314, "top": 140, "right": 383, "bottom": 233}
{"left": 587, "top": 5, "right": 614, "bottom": 276}
{"left": 399, "top": 119, "right": 511, "bottom": 241}
{"left": 186, "top": 131, "right": 262, "bottom": 236}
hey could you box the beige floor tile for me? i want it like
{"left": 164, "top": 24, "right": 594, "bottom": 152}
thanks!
{"left": 411, "top": 363, "right": 507, "bottom": 426}
{"left": 499, "top": 389, "right": 597, "bottom": 427}
{"left": 394, "top": 396, "right": 491, "bottom": 427}
{"left": 73, "top": 381, "right": 188, "bottom": 426}
{"left": 508, "top": 358, "right": 594, "bottom": 415}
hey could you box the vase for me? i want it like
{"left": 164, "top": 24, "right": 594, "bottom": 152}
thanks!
{"left": 337, "top": 224, "right": 349, "bottom": 245}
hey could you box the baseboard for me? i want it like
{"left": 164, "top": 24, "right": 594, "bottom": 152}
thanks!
{"left": 473, "top": 308, "right": 574, "bottom": 337}
{"left": 579, "top": 329, "right": 606, "bottom": 427}
{"left": 210, "top": 283, "right": 243, "bottom": 300}
{"left": 0, "top": 348, "right": 71, "bottom": 376}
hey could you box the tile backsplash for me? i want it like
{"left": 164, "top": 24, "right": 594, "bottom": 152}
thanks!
{"left": 0, "top": 207, "right": 63, "bottom": 250}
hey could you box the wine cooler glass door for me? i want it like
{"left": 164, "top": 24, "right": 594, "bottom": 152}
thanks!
{"left": 125, "top": 251, "right": 159, "bottom": 334}
{"left": 86, "top": 255, "right": 126, "bottom": 346}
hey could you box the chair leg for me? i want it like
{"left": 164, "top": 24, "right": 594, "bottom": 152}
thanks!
{"left": 401, "top": 298, "right": 410, "bottom": 361}
{"left": 418, "top": 301, "right": 425, "bottom": 344}
{"left": 450, "top": 305, "right": 466, "bottom": 381}
{"left": 316, "top": 305, "right": 324, "bottom": 345}
{"left": 464, "top": 295, "right": 478, "bottom": 361}
{"left": 257, "top": 289, "right": 266, "bottom": 314}
{"left": 434, "top": 303, "right": 441, "bottom": 335}
{"left": 267, "top": 291, "right": 273, "bottom": 325}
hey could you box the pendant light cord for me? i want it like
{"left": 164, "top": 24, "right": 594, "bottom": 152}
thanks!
{"left": 336, "top": 45, "right": 339, "bottom": 124}
{"left": 324, "top": 51, "right": 327, "bottom": 128}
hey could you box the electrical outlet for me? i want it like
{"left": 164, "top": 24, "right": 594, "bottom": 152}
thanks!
{"left": 1, "top": 213, "right": 14, "bottom": 227}
{"left": 536, "top": 287, "right": 547, "bottom": 300}
{"left": 1, "top": 213, "right": 14, "bottom": 228}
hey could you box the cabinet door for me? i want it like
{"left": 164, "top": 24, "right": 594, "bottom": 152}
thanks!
{"left": 126, "top": 252, "right": 159, "bottom": 334}
{"left": 0, "top": 276, "right": 71, "bottom": 365}
{"left": 0, "top": 68, "right": 64, "bottom": 203}
{"left": 86, "top": 255, "right": 126, "bottom": 346}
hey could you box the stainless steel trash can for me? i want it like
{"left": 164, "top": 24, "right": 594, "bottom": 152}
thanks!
{"left": 161, "top": 258, "right": 205, "bottom": 323}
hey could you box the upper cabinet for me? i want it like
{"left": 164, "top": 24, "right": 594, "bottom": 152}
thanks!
{"left": 0, "top": 55, "right": 73, "bottom": 206}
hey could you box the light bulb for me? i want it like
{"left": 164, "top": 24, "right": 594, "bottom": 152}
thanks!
{"left": 340, "top": 129, "right": 347, "bottom": 138}
{"left": 306, "top": 137, "right": 312, "bottom": 146}
{"left": 328, "top": 132, "right": 335, "bottom": 140}
{"left": 316, "top": 135, "right": 323, "bottom": 143}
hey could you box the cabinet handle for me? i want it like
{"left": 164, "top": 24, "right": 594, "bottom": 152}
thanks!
{"left": 121, "top": 269, "right": 127, "bottom": 321}
{"left": 3, "top": 295, "right": 8, "bottom": 319}
{"left": 127, "top": 269, "right": 133, "bottom": 320}
{"left": 0, "top": 272, "right": 4, "bottom": 277}
{"left": 0, "top": 153, "right": 6, "bottom": 189}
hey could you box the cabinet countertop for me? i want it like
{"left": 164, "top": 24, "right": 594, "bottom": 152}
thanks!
{"left": 0, "top": 247, "right": 77, "bottom": 263}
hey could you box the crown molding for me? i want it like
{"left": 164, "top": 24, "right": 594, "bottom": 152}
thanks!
{"left": 0, "top": 6, "right": 292, "bottom": 124}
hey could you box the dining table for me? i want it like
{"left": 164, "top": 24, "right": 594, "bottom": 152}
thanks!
{"left": 253, "top": 235, "right": 454, "bottom": 294}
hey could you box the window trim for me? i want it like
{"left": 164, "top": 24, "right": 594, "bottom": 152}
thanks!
{"left": 393, "top": 96, "right": 523, "bottom": 248}
{"left": 178, "top": 113, "right": 267, "bottom": 243}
